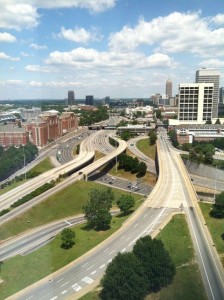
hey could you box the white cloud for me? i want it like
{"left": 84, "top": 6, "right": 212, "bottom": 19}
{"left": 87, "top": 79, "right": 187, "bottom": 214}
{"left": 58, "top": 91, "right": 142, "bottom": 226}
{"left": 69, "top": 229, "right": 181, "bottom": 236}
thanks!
{"left": 57, "top": 26, "right": 102, "bottom": 43}
{"left": 25, "top": 64, "right": 51, "bottom": 73}
{"left": 45, "top": 47, "right": 177, "bottom": 70}
{"left": 0, "top": 52, "right": 20, "bottom": 61}
{"left": 0, "top": 0, "right": 116, "bottom": 30}
{"left": 29, "top": 81, "right": 43, "bottom": 87}
{"left": 199, "top": 58, "right": 224, "bottom": 68}
{"left": 0, "top": 3, "right": 39, "bottom": 30}
{"left": 32, "top": 0, "right": 116, "bottom": 13}
{"left": 6, "top": 79, "right": 24, "bottom": 85}
{"left": 0, "top": 32, "right": 16, "bottom": 42}
{"left": 30, "top": 43, "right": 48, "bottom": 50}
{"left": 21, "top": 51, "right": 29, "bottom": 57}
{"left": 212, "top": 14, "right": 224, "bottom": 25}
{"left": 109, "top": 11, "right": 224, "bottom": 57}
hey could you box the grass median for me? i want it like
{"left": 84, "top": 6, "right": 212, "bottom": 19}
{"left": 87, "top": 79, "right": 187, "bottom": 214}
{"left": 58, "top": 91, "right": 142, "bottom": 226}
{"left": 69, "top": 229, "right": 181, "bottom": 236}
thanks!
{"left": 0, "top": 181, "right": 142, "bottom": 241}
{"left": 136, "top": 138, "right": 156, "bottom": 161}
{"left": 199, "top": 202, "right": 224, "bottom": 266}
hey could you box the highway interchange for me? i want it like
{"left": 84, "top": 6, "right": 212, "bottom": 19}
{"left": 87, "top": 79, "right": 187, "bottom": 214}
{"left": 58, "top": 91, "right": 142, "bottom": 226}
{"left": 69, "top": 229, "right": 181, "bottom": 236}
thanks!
{"left": 2, "top": 127, "right": 223, "bottom": 300}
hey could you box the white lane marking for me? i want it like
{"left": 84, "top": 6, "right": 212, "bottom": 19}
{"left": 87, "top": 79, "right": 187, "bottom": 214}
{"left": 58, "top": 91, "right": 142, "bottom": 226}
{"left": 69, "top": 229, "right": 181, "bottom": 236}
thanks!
{"left": 120, "top": 234, "right": 126, "bottom": 239}
{"left": 125, "top": 236, "right": 131, "bottom": 241}
{"left": 87, "top": 265, "right": 95, "bottom": 271}
{"left": 103, "top": 247, "right": 109, "bottom": 253}
{"left": 100, "top": 264, "right": 105, "bottom": 269}
{"left": 26, "top": 296, "right": 33, "bottom": 300}
{"left": 121, "top": 248, "right": 126, "bottom": 252}
{"left": 144, "top": 214, "right": 147, "bottom": 218}
{"left": 108, "top": 259, "right": 112, "bottom": 263}
{"left": 61, "top": 281, "right": 69, "bottom": 287}
{"left": 64, "top": 220, "right": 71, "bottom": 225}
{"left": 49, "top": 297, "right": 58, "bottom": 300}
{"left": 56, "top": 278, "right": 64, "bottom": 283}
{"left": 72, "top": 283, "right": 81, "bottom": 292}
{"left": 61, "top": 290, "right": 67, "bottom": 295}
{"left": 82, "top": 276, "right": 94, "bottom": 284}
{"left": 81, "top": 262, "right": 89, "bottom": 268}
{"left": 91, "top": 270, "right": 96, "bottom": 275}
{"left": 133, "top": 223, "right": 138, "bottom": 228}
{"left": 109, "top": 250, "right": 114, "bottom": 255}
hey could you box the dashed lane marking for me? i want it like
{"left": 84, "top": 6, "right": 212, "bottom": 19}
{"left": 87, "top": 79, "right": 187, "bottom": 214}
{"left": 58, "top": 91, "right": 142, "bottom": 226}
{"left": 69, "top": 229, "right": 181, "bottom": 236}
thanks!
{"left": 61, "top": 290, "right": 67, "bottom": 295}
{"left": 91, "top": 271, "right": 96, "bottom": 275}
{"left": 100, "top": 264, "right": 105, "bottom": 269}
{"left": 61, "top": 281, "right": 69, "bottom": 287}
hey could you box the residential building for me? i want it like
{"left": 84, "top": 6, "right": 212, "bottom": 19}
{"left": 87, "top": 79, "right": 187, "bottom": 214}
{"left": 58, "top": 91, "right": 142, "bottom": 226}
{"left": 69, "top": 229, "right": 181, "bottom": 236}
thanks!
{"left": 196, "top": 68, "right": 220, "bottom": 118}
{"left": 86, "top": 95, "right": 94, "bottom": 106}
{"left": 166, "top": 79, "right": 172, "bottom": 98}
{"left": 0, "top": 124, "right": 29, "bottom": 148}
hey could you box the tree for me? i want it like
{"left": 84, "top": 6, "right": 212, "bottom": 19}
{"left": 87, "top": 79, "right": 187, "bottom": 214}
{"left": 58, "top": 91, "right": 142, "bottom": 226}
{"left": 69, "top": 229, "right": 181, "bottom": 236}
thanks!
{"left": 61, "top": 228, "right": 75, "bottom": 249}
{"left": 117, "top": 194, "right": 135, "bottom": 214}
{"left": 210, "top": 191, "right": 224, "bottom": 218}
{"left": 100, "top": 252, "right": 147, "bottom": 300}
{"left": 215, "top": 118, "right": 221, "bottom": 124}
{"left": 205, "top": 118, "right": 212, "bottom": 124}
{"left": 137, "top": 161, "right": 147, "bottom": 176}
{"left": 149, "top": 130, "right": 157, "bottom": 145}
{"left": 204, "top": 151, "right": 213, "bottom": 165}
{"left": 133, "top": 236, "right": 175, "bottom": 293}
{"left": 83, "top": 188, "right": 113, "bottom": 230}
{"left": 120, "top": 130, "right": 131, "bottom": 141}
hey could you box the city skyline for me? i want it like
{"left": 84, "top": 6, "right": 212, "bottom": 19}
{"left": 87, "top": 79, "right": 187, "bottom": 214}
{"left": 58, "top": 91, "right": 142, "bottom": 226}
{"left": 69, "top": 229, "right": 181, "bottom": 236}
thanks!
{"left": 0, "top": 0, "right": 224, "bottom": 100}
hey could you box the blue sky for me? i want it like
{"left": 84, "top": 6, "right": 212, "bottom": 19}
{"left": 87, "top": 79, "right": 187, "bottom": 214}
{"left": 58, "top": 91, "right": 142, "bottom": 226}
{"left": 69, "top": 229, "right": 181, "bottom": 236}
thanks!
{"left": 0, "top": 0, "right": 224, "bottom": 100}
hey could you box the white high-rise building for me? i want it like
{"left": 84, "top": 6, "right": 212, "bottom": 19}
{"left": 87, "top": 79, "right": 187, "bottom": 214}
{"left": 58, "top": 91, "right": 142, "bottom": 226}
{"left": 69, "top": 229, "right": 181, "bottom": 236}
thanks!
{"left": 196, "top": 68, "right": 220, "bottom": 118}
{"left": 178, "top": 83, "right": 214, "bottom": 123}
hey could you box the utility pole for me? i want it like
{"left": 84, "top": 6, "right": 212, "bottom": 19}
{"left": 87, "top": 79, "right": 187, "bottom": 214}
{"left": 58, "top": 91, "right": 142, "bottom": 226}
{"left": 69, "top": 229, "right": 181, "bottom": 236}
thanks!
{"left": 23, "top": 145, "right": 26, "bottom": 180}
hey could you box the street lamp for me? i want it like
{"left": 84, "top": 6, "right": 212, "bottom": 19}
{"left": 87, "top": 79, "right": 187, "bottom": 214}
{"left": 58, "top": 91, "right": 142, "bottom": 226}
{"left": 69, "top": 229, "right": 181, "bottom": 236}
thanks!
{"left": 22, "top": 145, "right": 26, "bottom": 180}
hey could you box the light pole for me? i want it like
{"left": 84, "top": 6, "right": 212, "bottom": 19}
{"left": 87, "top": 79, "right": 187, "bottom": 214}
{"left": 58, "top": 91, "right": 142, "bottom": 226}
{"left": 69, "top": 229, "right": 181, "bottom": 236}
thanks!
{"left": 22, "top": 145, "right": 26, "bottom": 180}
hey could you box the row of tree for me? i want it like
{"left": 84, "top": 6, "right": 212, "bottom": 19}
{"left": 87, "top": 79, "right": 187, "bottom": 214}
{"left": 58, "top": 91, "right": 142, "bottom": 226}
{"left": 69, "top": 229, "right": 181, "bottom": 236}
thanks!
{"left": 118, "top": 153, "right": 147, "bottom": 176}
{"left": 100, "top": 236, "right": 176, "bottom": 299}
{"left": 148, "top": 129, "right": 157, "bottom": 145}
{"left": 0, "top": 143, "right": 38, "bottom": 181}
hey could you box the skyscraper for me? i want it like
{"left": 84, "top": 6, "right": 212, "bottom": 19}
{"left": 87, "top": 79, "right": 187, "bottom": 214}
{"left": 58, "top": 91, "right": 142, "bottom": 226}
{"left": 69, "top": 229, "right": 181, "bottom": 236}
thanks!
{"left": 166, "top": 79, "right": 172, "bottom": 98}
{"left": 68, "top": 90, "right": 75, "bottom": 106}
{"left": 196, "top": 68, "right": 220, "bottom": 118}
{"left": 86, "top": 95, "right": 94, "bottom": 106}
{"left": 178, "top": 83, "right": 214, "bottom": 123}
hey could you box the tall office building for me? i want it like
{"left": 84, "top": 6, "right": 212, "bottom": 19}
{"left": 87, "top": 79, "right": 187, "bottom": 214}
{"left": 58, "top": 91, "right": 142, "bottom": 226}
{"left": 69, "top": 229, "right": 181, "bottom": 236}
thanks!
{"left": 166, "top": 79, "right": 172, "bottom": 98}
{"left": 196, "top": 68, "right": 220, "bottom": 118}
{"left": 178, "top": 83, "right": 214, "bottom": 123}
{"left": 86, "top": 95, "right": 94, "bottom": 106}
{"left": 220, "top": 87, "right": 224, "bottom": 104}
{"left": 68, "top": 90, "right": 75, "bottom": 106}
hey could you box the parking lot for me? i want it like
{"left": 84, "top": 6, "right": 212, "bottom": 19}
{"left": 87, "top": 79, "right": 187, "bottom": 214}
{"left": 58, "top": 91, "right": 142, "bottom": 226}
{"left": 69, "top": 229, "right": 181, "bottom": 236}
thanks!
{"left": 88, "top": 172, "right": 153, "bottom": 196}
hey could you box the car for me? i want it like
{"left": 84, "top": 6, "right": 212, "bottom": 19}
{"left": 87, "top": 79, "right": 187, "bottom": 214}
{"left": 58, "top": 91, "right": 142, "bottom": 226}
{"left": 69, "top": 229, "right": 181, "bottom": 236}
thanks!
{"left": 109, "top": 181, "right": 113, "bottom": 184}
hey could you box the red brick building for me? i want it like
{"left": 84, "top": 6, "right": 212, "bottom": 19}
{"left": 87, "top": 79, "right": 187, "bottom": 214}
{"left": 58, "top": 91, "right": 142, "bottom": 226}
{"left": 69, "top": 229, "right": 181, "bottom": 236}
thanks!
{"left": 0, "top": 124, "right": 29, "bottom": 148}
{"left": 25, "top": 112, "right": 79, "bottom": 148}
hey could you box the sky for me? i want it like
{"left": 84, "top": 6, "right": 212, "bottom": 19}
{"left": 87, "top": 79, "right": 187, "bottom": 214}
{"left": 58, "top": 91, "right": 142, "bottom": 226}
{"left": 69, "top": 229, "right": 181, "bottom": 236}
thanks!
{"left": 0, "top": 0, "right": 224, "bottom": 100}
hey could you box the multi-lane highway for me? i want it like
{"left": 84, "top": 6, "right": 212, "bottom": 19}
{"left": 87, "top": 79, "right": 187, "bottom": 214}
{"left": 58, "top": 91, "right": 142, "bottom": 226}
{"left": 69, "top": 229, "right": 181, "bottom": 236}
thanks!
{"left": 9, "top": 128, "right": 224, "bottom": 300}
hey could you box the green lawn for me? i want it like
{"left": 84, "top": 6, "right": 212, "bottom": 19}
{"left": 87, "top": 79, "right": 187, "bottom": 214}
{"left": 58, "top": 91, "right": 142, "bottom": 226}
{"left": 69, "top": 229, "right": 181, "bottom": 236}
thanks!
{"left": 136, "top": 138, "right": 156, "bottom": 161}
{"left": 199, "top": 202, "right": 224, "bottom": 265}
{"left": 81, "top": 215, "right": 207, "bottom": 300}
{"left": 0, "top": 201, "right": 143, "bottom": 299}
{"left": 27, "top": 157, "right": 54, "bottom": 175}
{"left": 0, "top": 181, "right": 142, "bottom": 241}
